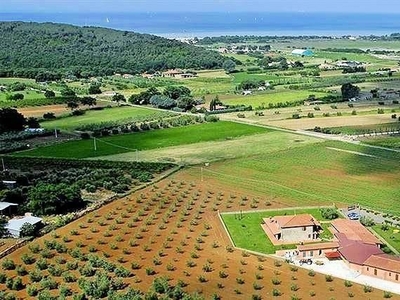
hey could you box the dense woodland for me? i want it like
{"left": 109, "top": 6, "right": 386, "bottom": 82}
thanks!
{"left": 0, "top": 22, "right": 226, "bottom": 79}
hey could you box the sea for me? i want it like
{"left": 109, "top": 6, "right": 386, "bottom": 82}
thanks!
{"left": 1, "top": 12, "right": 400, "bottom": 38}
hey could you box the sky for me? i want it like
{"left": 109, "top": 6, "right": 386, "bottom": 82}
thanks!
{"left": 2, "top": 0, "right": 400, "bottom": 13}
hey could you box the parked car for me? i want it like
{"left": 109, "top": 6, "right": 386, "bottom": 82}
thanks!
{"left": 347, "top": 212, "right": 360, "bottom": 220}
{"left": 299, "top": 258, "right": 313, "bottom": 266}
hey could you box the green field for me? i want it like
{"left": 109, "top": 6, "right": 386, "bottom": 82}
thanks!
{"left": 327, "top": 123, "right": 400, "bottom": 135}
{"left": 0, "top": 90, "right": 45, "bottom": 102}
{"left": 16, "top": 121, "right": 268, "bottom": 159}
{"left": 195, "top": 140, "right": 400, "bottom": 214}
{"left": 220, "top": 90, "right": 328, "bottom": 108}
{"left": 372, "top": 225, "right": 400, "bottom": 253}
{"left": 221, "top": 208, "right": 336, "bottom": 254}
{"left": 363, "top": 136, "right": 400, "bottom": 149}
{"left": 41, "top": 106, "right": 172, "bottom": 131}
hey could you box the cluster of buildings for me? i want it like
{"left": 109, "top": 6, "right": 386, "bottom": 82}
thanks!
{"left": 141, "top": 69, "right": 197, "bottom": 79}
{"left": 263, "top": 214, "right": 400, "bottom": 283}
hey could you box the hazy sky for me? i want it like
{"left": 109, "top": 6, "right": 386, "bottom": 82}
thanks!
{"left": 2, "top": 0, "right": 400, "bottom": 13}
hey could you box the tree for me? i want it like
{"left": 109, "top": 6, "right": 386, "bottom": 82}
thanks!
{"left": 26, "top": 117, "right": 40, "bottom": 129}
{"left": 112, "top": 93, "right": 126, "bottom": 106}
{"left": 28, "top": 183, "right": 83, "bottom": 216}
{"left": 320, "top": 208, "right": 339, "bottom": 220}
{"left": 129, "top": 87, "right": 160, "bottom": 105}
{"left": 88, "top": 83, "right": 102, "bottom": 95}
{"left": 44, "top": 90, "right": 55, "bottom": 98}
{"left": 80, "top": 96, "right": 97, "bottom": 107}
{"left": 370, "top": 89, "right": 379, "bottom": 98}
{"left": 0, "top": 108, "right": 26, "bottom": 133}
{"left": 0, "top": 216, "right": 8, "bottom": 238}
{"left": 19, "top": 223, "right": 36, "bottom": 238}
{"left": 176, "top": 96, "right": 196, "bottom": 111}
{"left": 66, "top": 100, "right": 79, "bottom": 111}
{"left": 222, "top": 59, "right": 236, "bottom": 73}
{"left": 60, "top": 87, "right": 76, "bottom": 98}
{"left": 149, "top": 95, "right": 176, "bottom": 109}
{"left": 209, "top": 95, "right": 222, "bottom": 111}
{"left": 6, "top": 93, "right": 24, "bottom": 101}
{"left": 163, "top": 86, "right": 191, "bottom": 100}
{"left": 341, "top": 83, "right": 360, "bottom": 100}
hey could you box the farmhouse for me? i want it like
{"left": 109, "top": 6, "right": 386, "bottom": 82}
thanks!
{"left": 162, "top": 69, "right": 184, "bottom": 78}
{"left": 5, "top": 214, "right": 43, "bottom": 238}
{"left": 262, "top": 214, "right": 321, "bottom": 244}
{"left": 291, "top": 49, "right": 314, "bottom": 57}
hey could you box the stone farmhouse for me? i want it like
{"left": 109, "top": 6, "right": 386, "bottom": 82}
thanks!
{"left": 262, "top": 214, "right": 321, "bottom": 244}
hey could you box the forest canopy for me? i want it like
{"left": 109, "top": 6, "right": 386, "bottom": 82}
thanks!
{"left": 0, "top": 22, "right": 226, "bottom": 79}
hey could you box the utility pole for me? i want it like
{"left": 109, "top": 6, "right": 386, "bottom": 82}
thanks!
{"left": 93, "top": 138, "right": 97, "bottom": 151}
{"left": 1, "top": 158, "right": 5, "bottom": 172}
{"left": 54, "top": 128, "right": 58, "bottom": 139}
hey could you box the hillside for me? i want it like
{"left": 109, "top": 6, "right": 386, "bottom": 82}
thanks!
{"left": 0, "top": 22, "right": 225, "bottom": 78}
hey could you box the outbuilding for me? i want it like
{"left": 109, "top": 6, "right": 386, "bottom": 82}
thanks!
{"left": 291, "top": 49, "right": 314, "bottom": 57}
{"left": 5, "top": 215, "right": 43, "bottom": 238}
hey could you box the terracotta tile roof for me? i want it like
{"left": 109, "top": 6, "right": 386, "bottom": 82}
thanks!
{"left": 364, "top": 254, "right": 400, "bottom": 273}
{"left": 274, "top": 214, "right": 320, "bottom": 229}
{"left": 262, "top": 218, "right": 281, "bottom": 235}
{"left": 339, "top": 241, "right": 383, "bottom": 265}
{"left": 331, "top": 219, "right": 381, "bottom": 245}
{"left": 297, "top": 242, "right": 339, "bottom": 252}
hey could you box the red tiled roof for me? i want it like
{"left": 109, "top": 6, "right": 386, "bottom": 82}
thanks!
{"left": 339, "top": 241, "right": 383, "bottom": 265}
{"left": 325, "top": 251, "right": 341, "bottom": 259}
{"left": 271, "top": 214, "right": 320, "bottom": 229}
{"left": 364, "top": 254, "right": 400, "bottom": 273}
{"left": 331, "top": 219, "right": 381, "bottom": 245}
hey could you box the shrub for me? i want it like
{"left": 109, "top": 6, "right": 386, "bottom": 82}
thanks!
{"left": 272, "top": 278, "right": 281, "bottom": 285}
{"left": 29, "top": 269, "right": 43, "bottom": 282}
{"left": 360, "top": 216, "right": 375, "bottom": 227}
{"left": 40, "top": 277, "right": 58, "bottom": 290}
{"left": 27, "top": 284, "right": 39, "bottom": 297}
{"left": 16, "top": 265, "right": 27, "bottom": 276}
{"left": 320, "top": 207, "right": 339, "bottom": 220}
{"left": 383, "top": 291, "right": 393, "bottom": 298}
{"left": 363, "top": 285, "right": 373, "bottom": 293}
{"left": 309, "top": 290, "right": 316, "bottom": 297}
{"left": 0, "top": 273, "right": 6, "bottom": 283}
{"left": 2, "top": 259, "right": 16, "bottom": 270}
{"left": 344, "top": 280, "right": 353, "bottom": 287}
{"left": 308, "top": 270, "right": 315, "bottom": 277}
{"left": 272, "top": 289, "right": 282, "bottom": 296}
{"left": 325, "top": 275, "right": 333, "bottom": 282}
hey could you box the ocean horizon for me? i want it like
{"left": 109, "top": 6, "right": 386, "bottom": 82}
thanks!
{"left": 1, "top": 12, "right": 400, "bottom": 38}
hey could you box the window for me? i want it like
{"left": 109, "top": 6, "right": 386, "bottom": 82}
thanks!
{"left": 374, "top": 269, "right": 377, "bottom": 276}
{"left": 308, "top": 234, "right": 311, "bottom": 238}
{"left": 396, "top": 274, "right": 399, "bottom": 281}
{"left": 367, "top": 267, "right": 369, "bottom": 271}
{"left": 319, "top": 250, "right": 322, "bottom": 255}
{"left": 310, "top": 251, "right": 313, "bottom": 257}
{"left": 302, "top": 226, "right": 307, "bottom": 231}
{"left": 389, "top": 272, "right": 391, "bottom": 277}
{"left": 303, "top": 252, "right": 306, "bottom": 258}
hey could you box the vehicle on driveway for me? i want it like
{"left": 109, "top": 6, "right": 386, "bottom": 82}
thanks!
{"left": 347, "top": 212, "right": 360, "bottom": 220}
{"left": 299, "top": 258, "right": 313, "bottom": 266}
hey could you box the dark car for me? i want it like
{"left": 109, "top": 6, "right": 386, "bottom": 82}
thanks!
{"left": 299, "top": 258, "right": 313, "bottom": 266}
{"left": 347, "top": 212, "right": 360, "bottom": 220}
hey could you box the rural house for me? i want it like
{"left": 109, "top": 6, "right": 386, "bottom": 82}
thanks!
{"left": 262, "top": 214, "right": 321, "bottom": 244}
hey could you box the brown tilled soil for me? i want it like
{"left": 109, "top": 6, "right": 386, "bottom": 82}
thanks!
{"left": 1, "top": 173, "right": 398, "bottom": 299}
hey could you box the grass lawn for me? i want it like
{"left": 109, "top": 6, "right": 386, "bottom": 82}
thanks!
{"left": 221, "top": 208, "right": 337, "bottom": 254}
{"left": 40, "top": 106, "right": 172, "bottom": 131}
{"left": 16, "top": 121, "right": 268, "bottom": 159}
{"left": 372, "top": 225, "right": 400, "bottom": 253}
{"left": 220, "top": 90, "right": 328, "bottom": 108}
{"left": 193, "top": 140, "right": 400, "bottom": 214}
